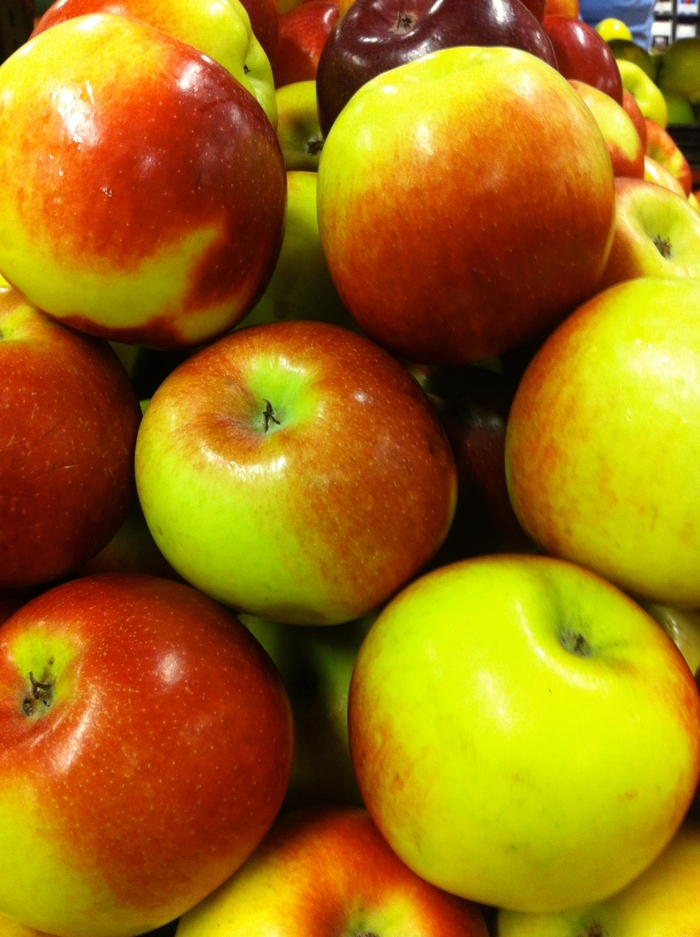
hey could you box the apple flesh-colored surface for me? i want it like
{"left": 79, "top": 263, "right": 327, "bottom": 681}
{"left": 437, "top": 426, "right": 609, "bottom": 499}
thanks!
{"left": 569, "top": 78, "right": 644, "bottom": 178}
{"left": 176, "top": 806, "right": 490, "bottom": 937}
{"left": 497, "top": 820, "right": 700, "bottom": 936}
{"left": 315, "top": 0, "right": 558, "bottom": 138}
{"left": 0, "top": 14, "right": 287, "bottom": 351}
{"left": 0, "top": 289, "right": 141, "bottom": 591}
{"left": 0, "top": 573, "right": 293, "bottom": 937}
{"left": 506, "top": 277, "right": 700, "bottom": 608}
{"left": 598, "top": 176, "right": 700, "bottom": 288}
{"left": 348, "top": 554, "right": 700, "bottom": 912}
{"left": 645, "top": 117, "right": 693, "bottom": 195}
{"left": 31, "top": 0, "right": 278, "bottom": 125}
{"left": 542, "top": 14, "right": 623, "bottom": 103}
{"left": 135, "top": 320, "right": 457, "bottom": 625}
{"left": 317, "top": 45, "right": 616, "bottom": 365}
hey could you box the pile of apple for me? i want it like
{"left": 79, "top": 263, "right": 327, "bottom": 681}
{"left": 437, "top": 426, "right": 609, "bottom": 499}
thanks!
{"left": 1, "top": 0, "right": 700, "bottom": 934}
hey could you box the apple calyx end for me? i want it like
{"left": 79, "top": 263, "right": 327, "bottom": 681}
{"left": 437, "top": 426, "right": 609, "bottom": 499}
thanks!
{"left": 575, "top": 923, "right": 606, "bottom": 937}
{"left": 559, "top": 630, "right": 591, "bottom": 657}
{"left": 305, "top": 136, "right": 324, "bottom": 156}
{"left": 22, "top": 666, "right": 54, "bottom": 718}
{"left": 392, "top": 11, "right": 417, "bottom": 34}
{"left": 263, "top": 398, "right": 281, "bottom": 432}
{"left": 653, "top": 234, "right": 672, "bottom": 259}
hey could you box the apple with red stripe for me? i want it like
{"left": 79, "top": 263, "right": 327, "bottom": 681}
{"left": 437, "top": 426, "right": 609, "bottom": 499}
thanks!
{"left": 0, "top": 13, "right": 286, "bottom": 351}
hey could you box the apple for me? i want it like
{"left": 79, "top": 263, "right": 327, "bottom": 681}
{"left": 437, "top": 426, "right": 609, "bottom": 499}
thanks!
{"left": 176, "top": 806, "right": 490, "bottom": 937}
{"left": 644, "top": 152, "right": 687, "bottom": 195}
{"left": 645, "top": 117, "right": 693, "bottom": 194}
{"left": 31, "top": 0, "right": 277, "bottom": 125}
{"left": 348, "top": 553, "right": 700, "bottom": 912}
{"left": 273, "top": 0, "right": 338, "bottom": 86}
{"left": 0, "top": 572, "right": 294, "bottom": 937}
{"left": 690, "top": 190, "right": 700, "bottom": 214}
{"left": 505, "top": 276, "right": 700, "bottom": 608}
{"left": 239, "top": 611, "right": 374, "bottom": 808}
{"left": 663, "top": 89, "right": 697, "bottom": 124}
{"left": 543, "top": 0, "right": 579, "bottom": 17}
{"left": 317, "top": 45, "right": 616, "bottom": 365}
{"left": 238, "top": 171, "right": 358, "bottom": 330}
{"left": 617, "top": 57, "right": 668, "bottom": 126}
{"left": 238, "top": 0, "right": 280, "bottom": 71}
{"left": 594, "top": 16, "right": 632, "bottom": 41}
{"left": 622, "top": 86, "right": 648, "bottom": 148}
{"left": 657, "top": 36, "right": 700, "bottom": 105}
{"left": 315, "top": 0, "right": 558, "bottom": 138}
{"left": 542, "top": 14, "right": 623, "bottom": 103}
{"left": 135, "top": 320, "right": 457, "bottom": 625}
{"left": 597, "top": 177, "right": 700, "bottom": 289}
{"left": 642, "top": 603, "right": 700, "bottom": 676}
{"left": 0, "top": 13, "right": 287, "bottom": 351}
{"left": 497, "top": 820, "right": 700, "bottom": 935}
{"left": 274, "top": 79, "right": 325, "bottom": 170}
{"left": 0, "top": 288, "right": 141, "bottom": 592}
{"left": 569, "top": 78, "right": 644, "bottom": 177}
{"left": 607, "top": 36, "right": 658, "bottom": 81}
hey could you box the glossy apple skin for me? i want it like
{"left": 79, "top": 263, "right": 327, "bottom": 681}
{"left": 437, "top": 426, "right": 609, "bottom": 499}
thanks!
{"left": 176, "top": 806, "right": 490, "bottom": 937}
{"left": 497, "top": 820, "right": 700, "bottom": 936}
{"left": 543, "top": 14, "right": 623, "bottom": 103}
{"left": 317, "top": 46, "right": 615, "bottom": 365}
{"left": 273, "top": 0, "right": 338, "bottom": 86}
{"left": 239, "top": 0, "right": 280, "bottom": 70}
{"left": 31, "top": 0, "right": 277, "bottom": 125}
{"left": 645, "top": 117, "right": 693, "bottom": 196}
{"left": 622, "top": 87, "right": 648, "bottom": 149}
{"left": 644, "top": 153, "right": 686, "bottom": 196}
{"left": 349, "top": 554, "right": 700, "bottom": 911}
{"left": 569, "top": 79, "right": 644, "bottom": 178}
{"left": 599, "top": 177, "right": 700, "bottom": 288}
{"left": 506, "top": 277, "right": 700, "bottom": 608}
{"left": 135, "top": 320, "right": 457, "bottom": 625}
{"left": 0, "top": 573, "right": 293, "bottom": 937}
{"left": 0, "top": 14, "right": 286, "bottom": 351}
{"left": 316, "top": 0, "right": 558, "bottom": 137}
{"left": 0, "top": 289, "right": 141, "bottom": 591}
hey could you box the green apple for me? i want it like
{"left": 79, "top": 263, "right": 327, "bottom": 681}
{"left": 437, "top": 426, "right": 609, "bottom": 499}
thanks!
{"left": 598, "top": 176, "right": 700, "bottom": 288}
{"left": 32, "top": 0, "right": 277, "bottom": 126}
{"left": 176, "top": 806, "right": 490, "bottom": 937}
{"left": 497, "top": 820, "right": 700, "bottom": 935}
{"left": 607, "top": 37, "right": 658, "bottom": 81}
{"left": 239, "top": 171, "right": 357, "bottom": 330}
{"left": 663, "top": 89, "right": 698, "bottom": 124}
{"left": 506, "top": 277, "right": 700, "bottom": 608}
{"left": 657, "top": 37, "right": 700, "bottom": 106}
{"left": 348, "top": 554, "right": 700, "bottom": 912}
{"left": 617, "top": 58, "right": 668, "bottom": 126}
{"left": 275, "top": 80, "right": 325, "bottom": 170}
{"left": 595, "top": 17, "right": 632, "bottom": 41}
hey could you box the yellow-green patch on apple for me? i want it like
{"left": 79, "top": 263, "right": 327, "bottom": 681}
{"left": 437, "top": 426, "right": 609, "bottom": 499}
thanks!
{"left": 275, "top": 80, "right": 325, "bottom": 170}
{"left": 618, "top": 58, "right": 668, "bottom": 126}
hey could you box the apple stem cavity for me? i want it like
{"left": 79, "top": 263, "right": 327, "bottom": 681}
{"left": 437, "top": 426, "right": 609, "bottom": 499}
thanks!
{"left": 305, "top": 136, "right": 324, "bottom": 156}
{"left": 653, "top": 235, "right": 672, "bottom": 259}
{"left": 263, "top": 399, "right": 281, "bottom": 432}
{"left": 22, "top": 667, "right": 54, "bottom": 717}
{"left": 559, "top": 630, "right": 591, "bottom": 657}
{"left": 576, "top": 924, "right": 605, "bottom": 937}
{"left": 392, "top": 11, "right": 417, "bottom": 33}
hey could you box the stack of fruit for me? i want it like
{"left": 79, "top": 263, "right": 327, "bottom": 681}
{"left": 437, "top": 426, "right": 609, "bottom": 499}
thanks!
{"left": 1, "top": 0, "right": 700, "bottom": 935}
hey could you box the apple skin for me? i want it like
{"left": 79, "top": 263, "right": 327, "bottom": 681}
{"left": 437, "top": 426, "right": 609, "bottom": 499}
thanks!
{"left": 31, "top": 0, "right": 278, "bottom": 125}
{"left": 617, "top": 57, "right": 668, "bottom": 126}
{"left": 0, "top": 289, "right": 141, "bottom": 591}
{"left": 644, "top": 153, "right": 687, "bottom": 195}
{"left": 0, "top": 13, "right": 287, "bottom": 351}
{"left": 315, "top": 0, "right": 558, "bottom": 138}
{"left": 542, "top": 14, "right": 623, "bottom": 103}
{"left": 274, "top": 80, "right": 325, "bottom": 170}
{"left": 238, "top": 0, "right": 280, "bottom": 71}
{"left": 497, "top": 820, "right": 700, "bottom": 936}
{"left": 348, "top": 553, "right": 700, "bottom": 912}
{"left": 598, "top": 176, "right": 700, "bottom": 288}
{"left": 645, "top": 117, "right": 693, "bottom": 195}
{"left": 643, "top": 603, "right": 700, "bottom": 676}
{"left": 622, "top": 86, "right": 648, "bottom": 149}
{"left": 273, "top": 0, "right": 339, "bottom": 86}
{"left": 569, "top": 78, "right": 644, "bottom": 178}
{"left": 657, "top": 36, "right": 700, "bottom": 106}
{"left": 0, "top": 572, "right": 294, "bottom": 937}
{"left": 317, "top": 45, "right": 615, "bottom": 365}
{"left": 505, "top": 277, "right": 700, "bottom": 608}
{"left": 543, "top": 0, "right": 578, "bottom": 16}
{"left": 135, "top": 320, "right": 457, "bottom": 625}
{"left": 176, "top": 806, "right": 490, "bottom": 937}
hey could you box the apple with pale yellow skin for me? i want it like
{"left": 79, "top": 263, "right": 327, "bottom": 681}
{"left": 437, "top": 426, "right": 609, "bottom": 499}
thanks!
{"left": 0, "top": 14, "right": 287, "bottom": 351}
{"left": 176, "top": 806, "right": 490, "bottom": 937}
{"left": 274, "top": 80, "right": 324, "bottom": 170}
{"left": 569, "top": 78, "right": 644, "bottom": 178}
{"left": 644, "top": 153, "right": 687, "bottom": 195}
{"left": 348, "top": 553, "right": 700, "bottom": 912}
{"left": 497, "top": 820, "right": 700, "bottom": 936}
{"left": 506, "top": 277, "right": 700, "bottom": 608}
{"left": 618, "top": 57, "right": 668, "bottom": 126}
{"left": 318, "top": 45, "right": 616, "bottom": 365}
{"left": 598, "top": 176, "right": 700, "bottom": 288}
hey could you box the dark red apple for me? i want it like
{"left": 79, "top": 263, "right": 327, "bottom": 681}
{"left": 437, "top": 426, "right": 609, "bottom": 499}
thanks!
{"left": 316, "top": 0, "right": 558, "bottom": 137}
{"left": 274, "top": 0, "right": 339, "bottom": 87}
{"left": 542, "top": 14, "right": 623, "bottom": 104}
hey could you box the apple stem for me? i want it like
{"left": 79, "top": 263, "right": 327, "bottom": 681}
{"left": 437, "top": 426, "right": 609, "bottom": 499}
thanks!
{"left": 263, "top": 399, "right": 281, "bottom": 432}
{"left": 559, "top": 630, "right": 591, "bottom": 657}
{"left": 652, "top": 235, "right": 672, "bottom": 259}
{"left": 21, "top": 669, "right": 54, "bottom": 716}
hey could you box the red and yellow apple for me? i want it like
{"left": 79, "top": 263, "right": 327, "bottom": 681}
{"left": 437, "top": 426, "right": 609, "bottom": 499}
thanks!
{"left": 645, "top": 117, "right": 693, "bottom": 195}
{"left": 542, "top": 14, "right": 624, "bottom": 103}
{"left": 569, "top": 78, "right": 644, "bottom": 177}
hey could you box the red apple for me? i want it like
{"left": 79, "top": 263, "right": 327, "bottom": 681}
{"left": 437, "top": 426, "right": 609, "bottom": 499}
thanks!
{"left": 0, "top": 288, "right": 141, "bottom": 592}
{"left": 645, "top": 117, "right": 693, "bottom": 196}
{"left": 0, "top": 13, "right": 287, "bottom": 351}
{"left": 543, "top": 13, "right": 624, "bottom": 103}
{"left": 273, "top": 0, "right": 339, "bottom": 86}
{"left": 316, "top": 0, "right": 558, "bottom": 136}
{"left": 239, "top": 0, "right": 280, "bottom": 69}
{"left": 0, "top": 572, "right": 294, "bottom": 937}
{"left": 569, "top": 78, "right": 645, "bottom": 178}
{"left": 623, "top": 86, "right": 648, "bottom": 149}
{"left": 543, "top": 0, "right": 579, "bottom": 15}
{"left": 176, "top": 806, "right": 490, "bottom": 937}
